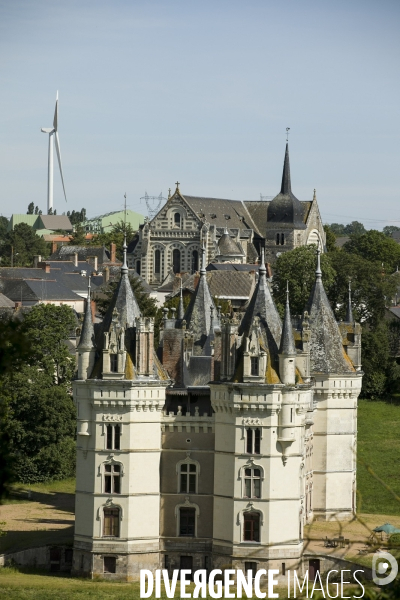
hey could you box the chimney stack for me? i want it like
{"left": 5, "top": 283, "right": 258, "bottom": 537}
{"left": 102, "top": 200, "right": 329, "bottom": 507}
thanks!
{"left": 33, "top": 255, "right": 42, "bottom": 268}
{"left": 74, "top": 252, "right": 78, "bottom": 267}
{"left": 110, "top": 243, "right": 116, "bottom": 263}
{"left": 103, "top": 266, "right": 110, "bottom": 284}
{"left": 87, "top": 256, "right": 98, "bottom": 272}
{"left": 51, "top": 241, "right": 57, "bottom": 254}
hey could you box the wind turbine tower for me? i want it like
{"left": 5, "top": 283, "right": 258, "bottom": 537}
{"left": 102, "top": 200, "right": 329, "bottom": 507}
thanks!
{"left": 41, "top": 91, "right": 67, "bottom": 213}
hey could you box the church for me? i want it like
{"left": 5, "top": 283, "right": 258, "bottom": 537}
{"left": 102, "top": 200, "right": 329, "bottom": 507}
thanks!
{"left": 72, "top": 230, "right": 362, "bottom": 580}
{"left": 128, "top": 143, "right": 326, "bottom": 286}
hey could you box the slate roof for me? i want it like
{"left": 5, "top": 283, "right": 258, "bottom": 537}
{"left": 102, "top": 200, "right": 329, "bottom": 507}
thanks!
{"left": 217, "top": 231, "right": 245, "bottom": 256}
{"left": 207, "top": 263, "right": 260, "bottom": 272}
{"left": 169, "top": 270, "right": 256, "bottom": 300}
{"left": 78, "top": 295, "right": 95, "bottom": 350}
{"left": 182, "top": 195, "right": 259, "bottom": 232}
{"left": 49, "top": 245, "right": 112, "bottom": 263}
{"left": 0, "top": 278, "right": 83, "bottom": 302}
{"left": 239, "top": 259, "right": 282, "bottom": 363}
{"left": 279, "top": 291, "right": 296, "bottom": 355}
{"left": 38, "top": 215, "right": 73, "bottom": 231}
{"left": 0, "top": 293, "right": 14, "bottom": 308}
{"left": 307, "top": 254, "right": 354, "bottom": 374}
{"left": 266, "top": 143, "right": 306, "bottom": 229}
{"left": 183, "top": 265, "right": 219, "bottom": 355}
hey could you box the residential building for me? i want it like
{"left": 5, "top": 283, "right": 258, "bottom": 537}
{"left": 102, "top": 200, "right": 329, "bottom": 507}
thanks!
{"left": 81, "top": 209, "right": 144, "bottom": 234}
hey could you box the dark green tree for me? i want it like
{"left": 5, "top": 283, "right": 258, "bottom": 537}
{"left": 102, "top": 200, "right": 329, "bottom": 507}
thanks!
{"left": 69, "top": 224, "right": 87, "bottom": 245}
{"left": 0, "top": 216, "right": 9, "bottom": 244}
{"left": 343, "top": 220, "right": 366, "bottom": 236}
{"left": 323, "top": 224, "right": 337, "bottom": 253}
{"left": 272, "top": 245, "right": 335, "bottom": 317}
{"left": 343, "top": 230, "right": 400, "bottom": 272}
{"left": 90, "top": 222, "right": 136, "bottom": 261}
{"left": 34, "top": 205, "right": 39, "bottom": 215}
{"left": 27, "top": 202, "right": 34, "bottom": 215}
{"left": 1, "top": 223, "right": 49, "bottom": 266}
{"left": 329, "top": 223, "right": 346, "bottom": 235}
{"left": 383, "top": 225, "right": 400, "bottom": 237}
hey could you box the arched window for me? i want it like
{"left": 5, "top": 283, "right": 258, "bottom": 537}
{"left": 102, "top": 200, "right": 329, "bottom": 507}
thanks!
{"left": 179, "top": 508, "right": 196, "bottom": 536}
{"left": 136, "top": 260, "right": 141, "bottom": 275}
{"left": 191, "top": 250, "right": 199, "bottom": 274}
{"left": 180, "top": 463, "right": 197, "bottom": 493}
{"left": 103, "top": 507, "right": 120, "bottom": 537}
{"left": 276, "top": 233, "right": 280, "bottom": 245}
{"left": 154, "top": 249, "right": 161, "bottom": 275}
{"left": 243, "top": 512, "right": 260, "bottom": 542}
{"left": 244, "top": 468, "right": 261, "bottom": 498}
{"left": 174, "top": 213, "right": 181, "bottom": 228}
{"left": 173, "top": 249, "right": 181, "bottom": 274}
{"left": 104, "top": 464, "right": 121, "bottom": 494}
{"left": 246, "top": 429, "right": 261, "bottom": 454}
{"left": 281, "top": 233, "right": 284, "bottom": 245}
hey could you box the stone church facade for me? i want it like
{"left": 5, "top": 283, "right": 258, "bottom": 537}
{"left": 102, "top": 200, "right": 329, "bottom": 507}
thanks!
{"left": 128, "top": 143, "right": 326, "bottom": 286}
{"left": 72, "top": 237, "right": 362, "bottom": 580}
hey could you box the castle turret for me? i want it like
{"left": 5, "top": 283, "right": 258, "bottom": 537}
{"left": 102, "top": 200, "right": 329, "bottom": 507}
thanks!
{"left": 77, "top": 277, "right": 96, "bottom": 380}
{"left": 278, "top": 282, "right": 296, "bottom": 385}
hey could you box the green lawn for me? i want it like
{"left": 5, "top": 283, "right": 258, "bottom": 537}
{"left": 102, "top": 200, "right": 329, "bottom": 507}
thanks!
{"left": 357, "top": 399, "right": 400, "bottom": 515}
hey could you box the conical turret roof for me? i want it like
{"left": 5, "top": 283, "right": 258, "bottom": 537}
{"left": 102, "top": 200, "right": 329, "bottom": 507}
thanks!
{"left": 78, "top": 278, "right": 95, "bottom": 350}
{"left": 218, "top": 228, "right": 244, "bottom": 257}
{"left": 307, "top": 251, "right": 354, "bottom": 374}
{"left": 267, "top": 143, "right": 306, "bottom": 229}
{"left": 183, "top": 248, "right": 219, "bottom": 354}
{"left": 239, "top": 250, "right": 282, "bottom": 359}
{"left": 279, "top": 283, "right": 296, "bottom": 355}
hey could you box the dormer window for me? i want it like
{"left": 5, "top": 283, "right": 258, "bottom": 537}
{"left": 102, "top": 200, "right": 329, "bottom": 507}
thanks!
{"left": 110, "top": 354, "right": 118, "bottom": 372}
{"left": 251, "top": 357, "right": 259, "bottom": 376}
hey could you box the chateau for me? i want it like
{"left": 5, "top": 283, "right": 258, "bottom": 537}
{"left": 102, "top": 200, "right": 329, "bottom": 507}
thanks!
{"left": 128, "top": 143, "right": 326, "bottom": 285}
{"left": 72, "top": 234, "right": 362, "bottom": 580}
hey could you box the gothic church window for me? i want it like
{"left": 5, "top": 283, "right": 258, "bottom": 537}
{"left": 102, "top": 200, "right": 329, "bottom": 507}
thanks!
{"left": 243, "top": 512, "right": 260, "bottom": 542}
{"left": 106, "top": 424, "right": 121, "bottom": 450}
{"left": 154, "top": 249, "right": 161, "bottom": 275}
{"left": 244, "top": 468, "right": 261, "bottom": 498}
{"left": 179, "top": 508, "right": 196, "bottom": 536}
{"left": 173, "top": 249, "right": 181, "bottom": 274}
{"left": 246, "top": 428, "right": 261, "bottom": 454}
{"left": 103, "top": 508, "right": 120, "bottom": 537}
{"left": 180, "top": 463, "right": 197, "bottom": 493}
{"left": 104, "top": 464, "right": 121, "bottom": 494}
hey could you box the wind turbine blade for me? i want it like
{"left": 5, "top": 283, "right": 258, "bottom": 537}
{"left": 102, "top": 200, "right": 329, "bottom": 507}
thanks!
{"left": 54, "top": 131, "right": 67, "bottom": 202}
{"left": 53, "top": 96, "right": 58, "bottom": 131}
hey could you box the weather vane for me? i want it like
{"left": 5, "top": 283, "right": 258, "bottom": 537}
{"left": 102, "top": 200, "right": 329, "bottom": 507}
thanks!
{"left": 286, "top": 127, "right": 290, "bottom": 142}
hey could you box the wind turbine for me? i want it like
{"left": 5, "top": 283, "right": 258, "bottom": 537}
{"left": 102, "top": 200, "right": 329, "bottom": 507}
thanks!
{"left": 41, "top": 91, "right": 67, "bottom": 213}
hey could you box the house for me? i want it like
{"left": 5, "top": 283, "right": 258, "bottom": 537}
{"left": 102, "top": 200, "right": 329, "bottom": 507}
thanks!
{"left": 7, "top": 214, "right": 73, "bottom": 235}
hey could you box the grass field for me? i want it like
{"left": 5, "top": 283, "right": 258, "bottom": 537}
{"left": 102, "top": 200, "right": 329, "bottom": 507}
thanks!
{"left": 357, "top": 400, "right": 400, "bottom": 515}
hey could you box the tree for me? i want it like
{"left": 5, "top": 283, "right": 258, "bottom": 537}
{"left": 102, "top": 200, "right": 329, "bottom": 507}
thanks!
{"left": 1, "top": 305, "right": 77, "bottom": 483}
{"left": 343, "top": 220, "right": 366, "bottom": 236}
{"left": 272, "top": 245, "right": 336, "bottom": 317}
{"left": 0, "top": 216, "right": 9, "bottom": 244}
{"left": 27, "top": 202, "right": 34, "bottom": 215}
{"left": 48, "top": 207, "right": 53, "bottom": 215}
{"left": 67, "top": 208, "right": 87, "bottom": 226}
{"left": 0, "top": 223, "right": 49, "bottom": 266}
{"left": 328, "top": 252, "right": 397, "bottom": 326}
{"left": 90, "top": 222, "right": 136, "bottom": 261}
{"left": 361, "top": 322, "right": 400, "bottom": 399}
{"left": 69, "top": 224, "right": 87, "bottom": 245}
{"left": 383, "top": 225, "right": 400, "bottom": 237}
{"left": 34, "top": 205, "right": 39, "bottom": 215}
{"left": 329, "top": 223, "right": 346, "bottom": 235}
{"left": 343, "top": 230, "right": 400, "bottom": 272}
{"left": 323, "top": 224, "right": 337, "bottom": 253}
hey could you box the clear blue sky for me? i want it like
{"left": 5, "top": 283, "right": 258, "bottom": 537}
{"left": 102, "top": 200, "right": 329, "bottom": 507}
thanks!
{"left": 0, "top": 0, "right": 399, "bottom": 228}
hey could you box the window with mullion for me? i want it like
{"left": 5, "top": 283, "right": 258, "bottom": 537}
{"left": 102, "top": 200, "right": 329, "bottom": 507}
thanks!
{"left": 244, "top": 468, "right": 261, "bottom": 498}
{"left": 243, "top": 512, "right": 260, "bottom": 542}
{"left": 180, "top": 463, "right": 197, "bottom": 493}
{"left": 246, "top": 428, "right": 261, "bottom": 454}
{"left": 179, "top": 508, "right": 195, "bottom": 536}
{"left": 103, "top": 508, "right": 120, "bottom": 537}
{"left": 104, "top": 464, "right": 121, "bottom": 494}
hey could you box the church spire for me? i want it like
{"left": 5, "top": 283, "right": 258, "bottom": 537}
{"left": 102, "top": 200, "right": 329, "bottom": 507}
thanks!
{"left": 346, "top": 281, "right": 354, "bottom": 323}
{"left": 280, "top": 142, "right": 292, "bottom": 195}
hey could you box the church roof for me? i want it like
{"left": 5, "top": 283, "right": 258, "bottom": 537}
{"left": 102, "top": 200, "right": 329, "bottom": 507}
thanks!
{"left": 266, "top": 143, "right": 307, "bottom": 230}
{"left": 239, "top": 252, "right": 282, "bottom": 361}
{"left": 307, "top": 252, "right": 354, "bottom": 374}
{"left": 181, "top": 195, "right": 259, "bottom": 232}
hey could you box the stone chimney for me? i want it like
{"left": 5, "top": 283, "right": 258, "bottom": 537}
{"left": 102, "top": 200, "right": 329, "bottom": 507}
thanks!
{"left": 74, "top": 252, "right": 79, "bottom": 267}
{"left": 38, "top": 262, "right": 51, "bottom": 274}
{"left": 14, "top": 301, "right": 22, "bottom": 310}
{"left": 33, "top": 255, "right": 42, "bottom": 267}
{"left": 51, "top": 241, "right": 57, "bottom": 254}
{"left": 87, "top": 256, "right": 98, "bottom": 272}
{"left": 110, "top": 243, "right": 116, "bottom": 263}
{"left": 103, "top": 266, "right": 110, "bottom": 283}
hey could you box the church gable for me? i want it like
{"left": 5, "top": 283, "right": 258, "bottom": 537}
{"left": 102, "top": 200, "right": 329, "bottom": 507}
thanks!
{"left": 150, "top": 189, "right": 202, "bottom": 232}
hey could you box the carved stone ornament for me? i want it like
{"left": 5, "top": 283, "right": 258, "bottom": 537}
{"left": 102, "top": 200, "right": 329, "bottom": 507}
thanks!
{"left": 242, "top": 418, "right": 263, "bottom": 426}
{"left": 103, "top": 414, "right": 123, "bottom": 422}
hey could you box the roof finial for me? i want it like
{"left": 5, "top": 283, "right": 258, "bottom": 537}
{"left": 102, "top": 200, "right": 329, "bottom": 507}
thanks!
{"left": 121, "top": 235, "right": 128, "bottom": 276}
{"left": 175, "top": 181, "right": 180, "bottom": 192}
{"left": 313, "top": 189, "right": 316, "bottom": 202}
{"left": 259, "top": 248, "right": 266, "bottom": 276}
{"left": 286, "top": 279, "right": 289, "bottom": 304}
{"left": 315, "top": 246, "right": 322, "bottom": 280}
{"left": 168, "top": 188, "right": 171, "bottom": 200}
{"left": 200, "top": 245, "right": 206, "bottom": 275}
{"left": 88, "top": 274, "right": 91, "bottom": 298}
{"left": 286, "top": 127, "right": 290, "bottom": 142}
{"left": 346, "top": 280, "right": 354, "bottom": 322}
